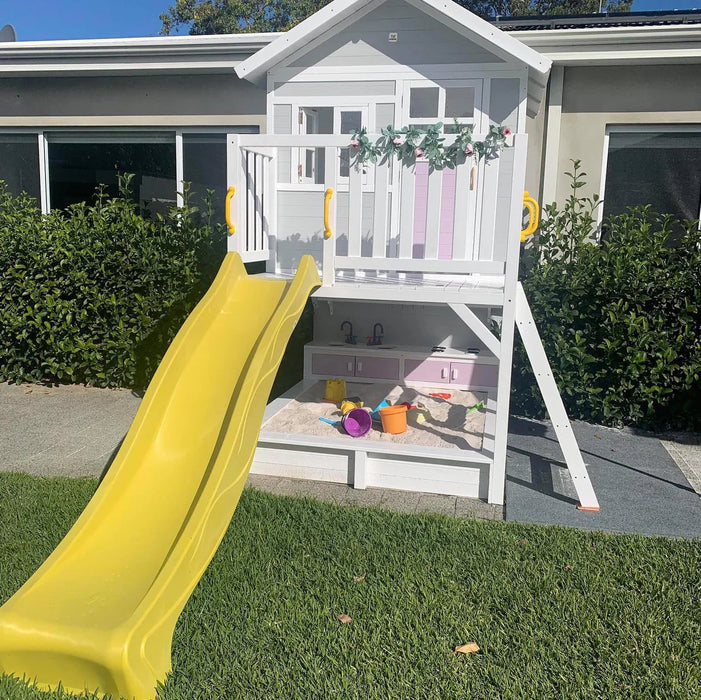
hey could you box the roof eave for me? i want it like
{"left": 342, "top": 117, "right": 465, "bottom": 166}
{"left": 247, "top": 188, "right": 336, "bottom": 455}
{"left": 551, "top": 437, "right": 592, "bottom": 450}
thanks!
{"left": 235, "top": 0, "right": 551, "bottom": 83}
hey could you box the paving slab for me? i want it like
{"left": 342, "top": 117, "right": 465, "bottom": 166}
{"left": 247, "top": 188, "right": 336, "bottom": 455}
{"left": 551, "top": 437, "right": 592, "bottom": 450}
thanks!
{"left": 1, "top": 382, "right": 698, "bottom": 535}
{"left": 0, "top": 383, "right": 139, "bottom": 477}
{"left": 505, "top": 417, "right": 700, "bottom": 539}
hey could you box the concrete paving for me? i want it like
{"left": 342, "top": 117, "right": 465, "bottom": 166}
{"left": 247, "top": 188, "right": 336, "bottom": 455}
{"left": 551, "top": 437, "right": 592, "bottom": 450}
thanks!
{"left": 0, "top": 383, "right": 140, "bottom": 477}
{"left": 505, "top": 417, "right": 701, "bottom": 539}
{"left": 1, "top": 382, "right": 698, "bottom": 536}
{"left": 246, "top": 474, "right": 503, "bottom": 520}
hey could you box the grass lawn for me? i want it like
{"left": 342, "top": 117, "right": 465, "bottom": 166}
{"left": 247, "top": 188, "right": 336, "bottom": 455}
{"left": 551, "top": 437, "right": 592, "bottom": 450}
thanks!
{"left": 0, "top": 473, "right": 699, "bottom": 699}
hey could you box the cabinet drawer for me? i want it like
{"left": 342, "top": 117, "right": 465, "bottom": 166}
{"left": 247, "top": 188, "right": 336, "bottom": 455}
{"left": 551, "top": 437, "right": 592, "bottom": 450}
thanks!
{"left": 404, "top": 359, "right": 450, "bottom": 384}
{"left": 450, "top": 362, "right": 498, "bottom": 387}
{"left": 311, "top": 353, "right": 355, "bottom": 377}
{"left": 355, "top": 356, "right": 400, "bottom": 380}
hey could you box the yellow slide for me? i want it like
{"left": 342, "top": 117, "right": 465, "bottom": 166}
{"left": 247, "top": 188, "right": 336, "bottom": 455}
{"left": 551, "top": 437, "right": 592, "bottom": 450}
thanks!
{"left": 0, "top": 253, "right": 319, "bottom": 700}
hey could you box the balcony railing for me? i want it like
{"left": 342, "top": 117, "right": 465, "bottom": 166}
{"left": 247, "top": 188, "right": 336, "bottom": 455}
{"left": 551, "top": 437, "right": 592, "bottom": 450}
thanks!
{"left": 227, "top": 133, "right": 528, "bottom": 284}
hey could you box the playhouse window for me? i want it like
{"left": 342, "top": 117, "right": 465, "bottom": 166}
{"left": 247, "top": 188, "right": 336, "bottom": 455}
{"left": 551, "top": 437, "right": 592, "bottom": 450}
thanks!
{"left": 445, "top": 87, "right": 475, "bottom": 119}
{"left": 407, "top": 82, "right": 479, "bottom": 133}
{"left": 602, "top": 128, "right": 701, "bottom": 224}
{"left": 292, "top": 105, "right": 368, "bottom": 184}
{"left": 46, "top": 132, "right": 176, "bottom": 216}
{"left": 0, "top": 133, "right": 41, "bottom": 202}
{"left": 410, "top": 88, "right": 439, "bottom": 119}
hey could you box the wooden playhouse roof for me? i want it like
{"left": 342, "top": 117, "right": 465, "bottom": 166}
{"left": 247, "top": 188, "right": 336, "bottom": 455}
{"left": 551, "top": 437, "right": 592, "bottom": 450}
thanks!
{"left": 235, "top": 0, "right": 552, "bottom": 117}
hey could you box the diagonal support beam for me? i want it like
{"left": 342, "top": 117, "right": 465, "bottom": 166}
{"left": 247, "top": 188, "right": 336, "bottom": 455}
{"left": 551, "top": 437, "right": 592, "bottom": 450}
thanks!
{"left": 515, "top": 283, "right": 600, "bottom": 512}
{"left": 449, "top": 303, "right": 501, "bottom": 357}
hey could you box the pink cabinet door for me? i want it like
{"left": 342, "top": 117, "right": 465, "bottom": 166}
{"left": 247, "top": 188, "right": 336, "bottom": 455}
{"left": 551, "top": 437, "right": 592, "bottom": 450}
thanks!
{"left": 404, "top": 359, "right": 451, "bottom": 384}
{"left": 450, "top": 362, "right": 499, "bottom": 388}
{"left": 311, "top": 353, "right": 355, "bottom": 377}
{"left": 355, "top": 356, "right": 400, "bottom": 380}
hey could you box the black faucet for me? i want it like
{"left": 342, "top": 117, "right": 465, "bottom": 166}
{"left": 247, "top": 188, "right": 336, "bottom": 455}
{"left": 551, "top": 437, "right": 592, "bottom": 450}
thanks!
{"left": 341, "top": 320, "right": 357, "bottom": 344}
{"left": 367, "top": 323, "right": 384, "bottom": 346}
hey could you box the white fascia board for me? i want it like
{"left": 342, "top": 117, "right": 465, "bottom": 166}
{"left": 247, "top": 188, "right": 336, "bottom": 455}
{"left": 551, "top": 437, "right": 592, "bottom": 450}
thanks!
{"left": 235, "top": 0, "right": 378, "bottom": 82}
{"left": 514, "top": 25, "right": 701, "bottom": 64}
{"left": 236, "top": 0, "right": 551, "bottom": 83}
{"left": 0, "top": 33, "right": 280, "bottom": 75}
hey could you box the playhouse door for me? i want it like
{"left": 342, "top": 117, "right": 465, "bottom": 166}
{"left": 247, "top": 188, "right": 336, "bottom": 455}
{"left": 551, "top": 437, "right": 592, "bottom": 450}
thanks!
{"left": 298, "top": 108, "right": 320, "bottom": 184}
{"left": 401, "top": 80, "right": 485, "bottom": 261}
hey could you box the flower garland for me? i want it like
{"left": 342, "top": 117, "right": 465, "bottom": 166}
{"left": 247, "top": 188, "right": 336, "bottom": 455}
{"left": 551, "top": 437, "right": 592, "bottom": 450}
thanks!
{"left": 349, "top": 121, "right": 511, "bottom": 170}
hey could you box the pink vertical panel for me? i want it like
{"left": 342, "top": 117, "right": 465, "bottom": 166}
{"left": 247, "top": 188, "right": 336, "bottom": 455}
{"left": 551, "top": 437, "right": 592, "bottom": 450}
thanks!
{"left": 439, "top": 168, "right": 457, "bottom": 259}
{"left": 412, "top": 161, "right": 429, "bottom": 258}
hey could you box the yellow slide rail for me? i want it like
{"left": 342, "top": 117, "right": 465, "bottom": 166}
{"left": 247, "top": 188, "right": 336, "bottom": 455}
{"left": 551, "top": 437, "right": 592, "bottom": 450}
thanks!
{"left": 323, "top": 187, "right": 334, "bottom": 239}
{"left": 521, "top": 190, "right": 539, "bottom": 242}
{"left": 225, "top": 186, "right": 236, "bottom": 235}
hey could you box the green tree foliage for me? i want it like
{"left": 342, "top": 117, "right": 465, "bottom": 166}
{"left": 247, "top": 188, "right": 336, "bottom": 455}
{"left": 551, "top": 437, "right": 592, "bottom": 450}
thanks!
{"left": 160, "top": 0, "right": 632, "bottom": 35}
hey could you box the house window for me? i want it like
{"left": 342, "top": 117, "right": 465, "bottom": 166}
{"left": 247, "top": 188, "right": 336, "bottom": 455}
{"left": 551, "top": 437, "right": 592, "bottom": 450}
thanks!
{"left": 0, "top": 133, "right": 41, "bottom": 202}
{"left": 182, "top": 133, "right": 227, "bottom": 223}
{"left": 603, "top": 128, "right": 701, "bottom": 223}
{"left": 47, "top": 132, "right": 176, "bottom": 216}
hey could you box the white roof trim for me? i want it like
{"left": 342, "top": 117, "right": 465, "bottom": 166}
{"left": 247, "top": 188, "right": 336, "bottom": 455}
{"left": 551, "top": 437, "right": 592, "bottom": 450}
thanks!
{"left": 1, "top": 20, "right": 696, "bottom": 80}
{"left": 0, "top": 33, "right": 277, "bottom": 76}
{"left": 235, "top": 0, "right": 551, "bottom": 83}
{"left": 512, "top": 25, "right": 701, "bottom": 65}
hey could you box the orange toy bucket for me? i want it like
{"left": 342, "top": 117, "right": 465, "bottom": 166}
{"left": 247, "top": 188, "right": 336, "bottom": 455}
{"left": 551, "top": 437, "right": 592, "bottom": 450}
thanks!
{"left": 379, "top": 405, "right": 408, "bottom": 434}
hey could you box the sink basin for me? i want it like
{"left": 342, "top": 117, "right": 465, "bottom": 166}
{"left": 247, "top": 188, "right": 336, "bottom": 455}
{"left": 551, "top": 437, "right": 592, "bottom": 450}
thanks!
{"left": 327, "top": 342, "right": 348, "bottom": 347}
{"left": 375, "top": 345, "right": 397, "bottom": 350}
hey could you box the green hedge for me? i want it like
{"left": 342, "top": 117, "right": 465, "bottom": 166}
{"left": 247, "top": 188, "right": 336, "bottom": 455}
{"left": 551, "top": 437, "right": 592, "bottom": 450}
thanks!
{"left": 513, "top": 162, "right": 701, "bottom": 431}
{"left": 0, "top": 179, "right": 225, "bottom": 389}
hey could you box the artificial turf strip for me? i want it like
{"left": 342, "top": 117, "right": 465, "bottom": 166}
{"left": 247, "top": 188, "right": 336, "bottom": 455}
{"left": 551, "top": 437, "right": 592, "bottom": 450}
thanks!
{"left": 0, "top": 473, "right": 699, "bottom": 700}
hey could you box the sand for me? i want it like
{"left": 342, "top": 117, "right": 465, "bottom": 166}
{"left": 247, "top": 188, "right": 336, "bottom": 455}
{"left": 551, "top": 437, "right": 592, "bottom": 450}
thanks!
{"left": 262, "top": 381, "right": 487, "bottom": 451}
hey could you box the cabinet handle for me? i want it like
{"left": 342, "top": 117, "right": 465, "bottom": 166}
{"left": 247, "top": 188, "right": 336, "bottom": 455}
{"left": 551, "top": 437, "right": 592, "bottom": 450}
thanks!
{"left": 451, "top": 368, "right": 458, "bottom": 381}
{"left": 356, "top": 361, "right": 363, "bottom": 373}
{"left": 348, "top": 361, "right": 354, "bottom": 373}
{"left": 441, "top": 367, "right": 447, "bottom": 379}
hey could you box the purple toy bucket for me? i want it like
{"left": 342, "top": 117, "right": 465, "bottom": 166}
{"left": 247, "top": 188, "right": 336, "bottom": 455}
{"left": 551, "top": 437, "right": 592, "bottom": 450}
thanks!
{"left": 341, "top": 407, "right": 372, "bottom": 438}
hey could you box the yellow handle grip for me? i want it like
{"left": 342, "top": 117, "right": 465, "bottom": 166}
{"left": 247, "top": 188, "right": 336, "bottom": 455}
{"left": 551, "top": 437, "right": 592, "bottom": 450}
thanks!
{"left": 323, "top": 188, "right": 334, "bottom": 240}
{"left": 225, "top": 186, "right": 236, "bottom": 235}
{"left": 521, "top": 190, "right": 539, "bottom": 242}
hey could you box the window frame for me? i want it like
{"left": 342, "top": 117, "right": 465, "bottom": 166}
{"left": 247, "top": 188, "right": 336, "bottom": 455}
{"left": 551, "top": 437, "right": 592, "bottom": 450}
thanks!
{"left": 401, "top": 78, "right": 484, "bottom": 133}
{"left": 598, "top": 123, "right": 701, "bottom": 229}
{"left": 0, "top": 126, "right": 258, "bottom": 214}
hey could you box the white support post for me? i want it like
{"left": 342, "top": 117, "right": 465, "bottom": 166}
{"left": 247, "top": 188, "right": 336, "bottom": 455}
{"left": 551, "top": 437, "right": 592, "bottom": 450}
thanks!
{"left": 448, "top": 303, "right": 501, "bottom": 357}
{"left": 37, "top": 132, "right": 49, "bottom": 214}
{"left": 372, "top": 159, "right": 390, "bottom": 258}
{"left": 452, "top": 160, "right": 471, "bottom": 260}
{"left": 353, "top": 450, "right": 367, "bottom": 490}
{"left": 246, "top": 151, "right": 255, "bottom": 256}
{"left": 489, "top": 134, "right": 528, "bottom": 505}
{"left": 515, "top": 284, "right": 600, "bottom": 511}
{"left": 323, "top": 146, "right": 337, "bottom": 287}
{"left": 425, "top": 168, "right": 443, "bottom": 259}
{"left": 266, "top": 147, "right": 278, "bottom": 274}
{"left": 347, "top": 161, "right": 362, "bottom": 257}
{"left": 399, "top": 162, "right": 415, "bottom": 259}
{"left": 226, "top": 134, "right": 243, "bottom": 256}
{"left": 175, "top": 130, "right": 184, "bottom": 208}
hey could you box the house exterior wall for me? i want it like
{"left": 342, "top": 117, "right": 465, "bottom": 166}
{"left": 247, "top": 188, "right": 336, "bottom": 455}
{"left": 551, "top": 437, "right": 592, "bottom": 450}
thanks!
{"left": 529, "top": 63, "right": 701, "bottom": 207}
{"left": 0, "top": 73, "right": 266, "bottom": 129}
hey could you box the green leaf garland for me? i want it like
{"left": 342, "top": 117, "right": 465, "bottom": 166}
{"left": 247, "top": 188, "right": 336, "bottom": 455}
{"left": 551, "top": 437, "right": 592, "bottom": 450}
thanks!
{"left": 349, "top": 121, "right": 511, "bottom": 170}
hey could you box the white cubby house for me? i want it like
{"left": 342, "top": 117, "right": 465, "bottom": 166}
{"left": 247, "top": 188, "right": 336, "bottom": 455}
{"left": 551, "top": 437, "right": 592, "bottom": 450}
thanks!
{"left": 226, "top": 0, "right": 599, "bottom": 510}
